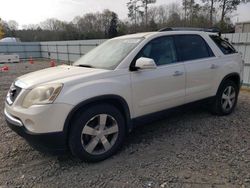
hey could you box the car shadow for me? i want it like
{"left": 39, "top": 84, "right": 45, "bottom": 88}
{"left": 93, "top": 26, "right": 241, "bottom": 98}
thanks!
{"left": 56, "top": 101, "right": 213, "bottom": 164}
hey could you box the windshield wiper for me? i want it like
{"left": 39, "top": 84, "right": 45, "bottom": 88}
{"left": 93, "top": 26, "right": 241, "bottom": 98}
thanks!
{"left": 75, "top": 64, "right": 95, "bottom": 68}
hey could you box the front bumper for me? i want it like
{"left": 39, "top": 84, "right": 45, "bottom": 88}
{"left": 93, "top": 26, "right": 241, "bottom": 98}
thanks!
{"left": 4, "top": 108, "right": 67, "bottom": 153}
{"left": 5, "top": 101, "right": 73, "bottom": 133}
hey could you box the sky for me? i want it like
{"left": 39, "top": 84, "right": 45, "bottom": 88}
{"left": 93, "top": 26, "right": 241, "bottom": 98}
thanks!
{"left": 0, "top": 0, "right": 250, "bottom": 28}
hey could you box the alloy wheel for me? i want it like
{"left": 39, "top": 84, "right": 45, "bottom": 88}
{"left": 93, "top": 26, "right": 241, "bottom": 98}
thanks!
{"left": 81, "top": 114, "right": 119, "bottom": 155}
{"left": 221, "top": 86, "right": 236, "bottom": 112}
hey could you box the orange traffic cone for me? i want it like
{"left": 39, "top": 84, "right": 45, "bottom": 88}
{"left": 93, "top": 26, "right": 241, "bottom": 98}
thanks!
{"left": 50, "top": 60, "right": 56, "bottom": 67}
{"left": 29, "top": 57, "right": 34, "bottom": 64}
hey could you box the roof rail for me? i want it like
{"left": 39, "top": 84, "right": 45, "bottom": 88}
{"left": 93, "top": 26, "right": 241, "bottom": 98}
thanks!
{"left": 158, "top": 27, "right": 221, "bottom": 36}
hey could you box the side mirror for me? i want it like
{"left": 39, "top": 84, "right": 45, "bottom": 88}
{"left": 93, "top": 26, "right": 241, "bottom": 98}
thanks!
{"left": 135, "top": 57, "right": 157, "bottom": 70}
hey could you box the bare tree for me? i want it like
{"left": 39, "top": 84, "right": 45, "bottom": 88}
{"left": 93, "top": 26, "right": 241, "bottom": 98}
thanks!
{"left": 108, "top": 12, "right": 118, "bottom": 38}
{"left": 7, "top": 20, "right": 19, "bottom": 30}
{"left": 182, "top": 0, "right": 204, "bottom": 26}
{"left": 182, "top": 0, "right": 196, "bottom": 25}
{"left": 102, "top": 9, "right": 113, "bottom": 37}
{"left": 218, "top": 0, "right": 240, "bottom": 24}
{"left": 127, "top": 0, "right": 140, "bottom": 25}
{"left": 4, "top": 0, "right": 247, "bottom": 42}
{"left": 202, "top": 0, "right": 217, "bottom": 26}
{"left": 183, "top": 0, "right": 188, "bottom": 25}
{"left": 40, "top": 18, "right": 63, "bottom": 31}
{"left": 142, "top": 0, "right": 156, "bottom": 26}
{"left": 22, "top": 24, "right": 40, "bottom": 30}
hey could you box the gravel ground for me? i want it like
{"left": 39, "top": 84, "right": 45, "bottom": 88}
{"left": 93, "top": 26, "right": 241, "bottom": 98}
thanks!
{"left": 0, "top": 61, "right": 250, "bottom": 188}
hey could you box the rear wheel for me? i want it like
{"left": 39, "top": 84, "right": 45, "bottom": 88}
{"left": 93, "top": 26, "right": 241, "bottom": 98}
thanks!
{"left": 211, "top": 80, "right": 239, "bottom": 115}
{"left": 69, "top": 104, "right": 125, "bottom": 162}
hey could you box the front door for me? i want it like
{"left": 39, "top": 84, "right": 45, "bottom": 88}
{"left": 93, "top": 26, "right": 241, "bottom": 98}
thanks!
{"left": 130, "top": 36, "right": 186, "bottom": 117}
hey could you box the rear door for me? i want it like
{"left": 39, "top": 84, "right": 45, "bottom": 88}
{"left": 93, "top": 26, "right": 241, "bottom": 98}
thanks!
{"left": 174, "top": 34, "right": 217, "bottom": 103}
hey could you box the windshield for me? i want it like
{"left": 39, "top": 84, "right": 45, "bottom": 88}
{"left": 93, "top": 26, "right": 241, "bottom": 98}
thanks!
{"left": 74, "top": 37, "right": 143, "bottom": 70}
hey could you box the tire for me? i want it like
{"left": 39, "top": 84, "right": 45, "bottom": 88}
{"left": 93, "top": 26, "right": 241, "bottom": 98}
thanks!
{"left": 69, "top": 104, "right": 126, "bottom": 162}
{"left": 211, "top": 80, "right": 239, "bottom": 116}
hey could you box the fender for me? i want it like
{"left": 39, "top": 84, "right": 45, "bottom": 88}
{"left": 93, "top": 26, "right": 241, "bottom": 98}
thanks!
{"left": 217, "top": 72, "right": 241, "bottom": 92}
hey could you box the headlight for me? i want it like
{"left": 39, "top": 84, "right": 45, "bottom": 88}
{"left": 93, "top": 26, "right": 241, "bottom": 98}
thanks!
{"left": 22, "top": 83, "right": 63, "bottom": 108}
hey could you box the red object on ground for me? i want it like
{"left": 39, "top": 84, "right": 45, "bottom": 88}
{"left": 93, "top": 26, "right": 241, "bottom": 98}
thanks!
{"left": 29, "top": 57, "right": 34, "bottom": 64}
{"left": 50, "top": 60, "right": 56, "bottom": 67}
{"left": 1, "top": 65, "right": 9, "bottom": 71}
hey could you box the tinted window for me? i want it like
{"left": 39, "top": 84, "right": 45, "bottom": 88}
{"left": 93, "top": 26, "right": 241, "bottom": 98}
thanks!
{"left": 175, "top": 35, "right": 214, "bottom": 61}
{"left": 210, "top": 35, "right": 236, "bottom": 55}
{"left": 135, "top": 36, "right": 177, "bottom": 66}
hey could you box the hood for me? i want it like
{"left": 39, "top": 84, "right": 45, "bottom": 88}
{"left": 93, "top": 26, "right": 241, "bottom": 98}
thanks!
{"left": 16, "top": 65, "right": 108, "bottom": 89}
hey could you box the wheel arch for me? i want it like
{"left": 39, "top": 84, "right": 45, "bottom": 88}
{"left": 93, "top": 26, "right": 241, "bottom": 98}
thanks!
{"left": 217, "top": 72, "right": 241, "bottom": 93}
{"left": 63, "top": 95, "right": 132, "bottom": 137}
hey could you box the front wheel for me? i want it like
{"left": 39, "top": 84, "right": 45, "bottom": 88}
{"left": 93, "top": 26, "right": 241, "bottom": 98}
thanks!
{"left": 69, "top": 104, "right": 126, "bottom": 162}
{"left": 211, "top": 80, "right": 239, "bottom": 116}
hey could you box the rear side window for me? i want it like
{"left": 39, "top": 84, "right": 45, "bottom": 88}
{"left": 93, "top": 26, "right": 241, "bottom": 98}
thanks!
{"left": 175, "top": 35, "right": 214, "bottom": 61}
{"left": 210, "top": 35, "right": 236, "bottom": 55}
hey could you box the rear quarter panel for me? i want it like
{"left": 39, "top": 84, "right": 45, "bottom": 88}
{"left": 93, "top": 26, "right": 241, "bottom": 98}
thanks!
{"left": 211, "top": 53, "right": 242, "bottom": 95}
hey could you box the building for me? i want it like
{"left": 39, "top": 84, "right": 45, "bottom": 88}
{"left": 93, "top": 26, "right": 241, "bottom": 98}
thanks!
{"left": 235, "top": 21, "right": 250, "bottom": 33}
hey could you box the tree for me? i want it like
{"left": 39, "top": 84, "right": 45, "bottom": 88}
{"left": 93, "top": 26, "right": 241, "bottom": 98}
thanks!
{"left": 108, "top": 12, "right": 118, "bottom": 38}
{"left": 4, "top": 0, "right": 247, "bottom": 42}
{"left": 202, "top": 0, "right": 217, "bottom": 26}
{"left": 182, "top": 0, "right": 195, "bottom": 25}
{"left": 149, "top": 18, "right": 158, "bottom": 31}
{"left": 22, "top": 24, "right": 40, "bottom": 30}
{"left": 60, "top": 22, "right": 79, "bottom": 40}
{"left": 0, "top": 18, "right": 4, "bottom": 39}
{"left": 127, "top": 0, "right": 156, "bottom": 27}
{"left": 1, "top": 20, "right": 11, "bottom": 37}
{"left": 8, "top": 20, "right": 18, "bottom": 30}
{"left": 102, "top": 9, "right": 113, "bottom": 37}
{"left": 127, "top": 0, "right": 140, "bottom": 25}
{"left": 141, "top": 0, "right": 156, "bottom": 26}
{"left": 40, "top": 18, "right": 63, "bottom": 31}
{"left": 218, "top": 0, "right": 240, "bottom": 25}
{"left": 155, "top": 5, "right": 170, "bottom": 26}
{"left": 183, "top": 0, "right": 188, "bottom": 25}
{"left": 5, "top": 20, "right": 19, "bottom": 37}
{"left": 182, "top": 0, "right": 201, "bottom": 25}
{"left": 117, "top": 20, "right": 129, "bottom": 35}
{"left": 168, "top": 12, "right": 182, "bottom": 27}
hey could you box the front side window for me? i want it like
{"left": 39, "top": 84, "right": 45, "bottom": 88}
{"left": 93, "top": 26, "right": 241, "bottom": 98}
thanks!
{"left": 175, "top": 35, "right": 214, "bottom": 61}
{"left": 74, "top": 37, "right": 144, "bottom": 70}
{"left": 210, "top": 35, "right": 237, "bottom": 55}
{"left": 135, "top": 36, "right": 177, "bottom": 66}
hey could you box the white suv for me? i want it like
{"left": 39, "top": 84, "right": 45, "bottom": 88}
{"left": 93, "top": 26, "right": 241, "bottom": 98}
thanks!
{"left": 4, "top": 28, "right": 244, "bottom": 162}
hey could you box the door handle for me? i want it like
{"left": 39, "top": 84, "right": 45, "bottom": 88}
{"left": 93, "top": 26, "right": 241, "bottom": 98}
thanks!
{"left": 210, "top": 64, "right": 219, "bottom": 69}
{"left": 173, "top": 71, "right": 184, "bottom": 76}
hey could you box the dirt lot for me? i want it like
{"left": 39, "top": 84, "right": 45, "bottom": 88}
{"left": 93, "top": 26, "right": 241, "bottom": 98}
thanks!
{"left": 0, "top": 61, "right": 250, "bottom": 188}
